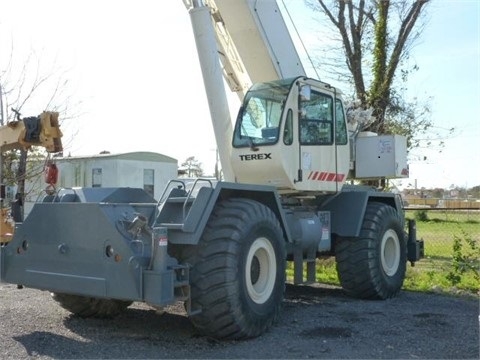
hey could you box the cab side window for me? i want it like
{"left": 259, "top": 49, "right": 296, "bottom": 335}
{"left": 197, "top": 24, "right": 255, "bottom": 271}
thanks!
{"left": 299, "top": 91, "right": 333, "bottom": 145}
{"left": 283, "top": 109, "right": 293, "bottom": 145}
{"left": 335, "top": 99, "right": 348, "bottom": 145}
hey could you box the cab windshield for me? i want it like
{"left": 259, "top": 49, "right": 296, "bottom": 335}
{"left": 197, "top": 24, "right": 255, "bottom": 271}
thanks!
{"left": 233, "top": 79, "right": 294, "bottom": 148}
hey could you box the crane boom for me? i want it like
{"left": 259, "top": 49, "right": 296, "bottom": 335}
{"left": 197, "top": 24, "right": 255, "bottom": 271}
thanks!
{"left": 207, "top": 0, "right": 306, "bottom": 96}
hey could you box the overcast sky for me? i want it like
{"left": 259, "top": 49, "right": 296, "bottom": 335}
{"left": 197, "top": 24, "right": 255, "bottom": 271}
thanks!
{"left": 0, "top": 0, "right": 479, "bottom": 189}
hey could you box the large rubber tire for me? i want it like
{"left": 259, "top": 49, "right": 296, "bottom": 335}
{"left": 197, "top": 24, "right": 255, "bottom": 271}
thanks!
{"left": 184, "top": 198, "right": 286, "bottom": 340}
{"left": 51, "top": 293, "right": 132, "bottom": 318}
{"left": 335, "top": 202, "right": 406, "bottom": 299}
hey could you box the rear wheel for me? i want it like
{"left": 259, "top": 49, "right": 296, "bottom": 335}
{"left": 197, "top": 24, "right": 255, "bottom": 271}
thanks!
{"left": 335, "top": 202, "right": 406, "bottom": 299}
{"left": 184, "top": 198, "right": 286, "bottom": 339}
{"left": 51, "top": 293, "right": 132, "bottom": 318}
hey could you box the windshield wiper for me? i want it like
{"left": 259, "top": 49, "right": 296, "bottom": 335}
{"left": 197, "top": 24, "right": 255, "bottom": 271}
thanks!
{"left": 240, "top": 124, "right": 259, "bottom": 151}
{"left": 246, "top": 136, "right": 259, "bottom": 152}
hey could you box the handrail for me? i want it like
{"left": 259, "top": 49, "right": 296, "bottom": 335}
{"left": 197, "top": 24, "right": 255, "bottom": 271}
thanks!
{"left": 182, "top": 178, "right": 214, "bottom": 220}
{"left": 152, "top": 179, "right": 187, "bottom": 227}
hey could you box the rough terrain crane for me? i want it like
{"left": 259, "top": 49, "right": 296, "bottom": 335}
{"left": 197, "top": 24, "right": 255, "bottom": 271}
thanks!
{"left": 0, "top": 0, "right": 423, "bottom": 340}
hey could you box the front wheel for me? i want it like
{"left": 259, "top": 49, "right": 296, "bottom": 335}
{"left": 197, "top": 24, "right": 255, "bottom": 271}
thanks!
{"left": 184, "top": 198, "right": 286, "bottom": 340}
{"left": 335, "top": 202, "right": 407, "bottom": 299}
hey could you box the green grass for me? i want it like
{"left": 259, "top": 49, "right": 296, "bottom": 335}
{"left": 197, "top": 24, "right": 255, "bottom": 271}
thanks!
{"left": 407, "top": 212, "right": 479, "bottom": 243}
{"left": 286, "top": 258, "right": 340, "bottom": 286}
{"left": 406, "top": 210, "right": 479, "bottom": 293}
{"left": 403, "top": 256, "right": 479, "bottom": 293}
{"left": 286, "top": 210, "right": 480, "bottom": 295}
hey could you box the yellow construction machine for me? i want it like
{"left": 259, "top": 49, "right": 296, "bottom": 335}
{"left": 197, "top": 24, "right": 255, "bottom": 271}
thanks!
{"left": 0, "top": 111, "right": 63, "bottom": 244}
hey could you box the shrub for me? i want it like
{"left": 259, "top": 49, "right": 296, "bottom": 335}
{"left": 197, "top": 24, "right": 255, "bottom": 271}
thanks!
{"left": 414, "top": 209, "right": 429, "bottom": 222}
{"left": 446, "top": 226, "right": 480, "bottom": 288}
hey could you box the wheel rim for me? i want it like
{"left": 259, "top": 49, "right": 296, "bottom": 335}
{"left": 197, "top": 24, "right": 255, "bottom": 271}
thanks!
{"left": 245, "top": 237, "right": 277, "bottom": 304}
{"left": 381, "top": 229, "right": 401, "bottom": 276}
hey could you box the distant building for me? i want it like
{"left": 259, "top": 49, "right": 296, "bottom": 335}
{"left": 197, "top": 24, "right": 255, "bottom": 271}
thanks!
{"left": 23, "top": 151, "right": 178, "bottom": 216}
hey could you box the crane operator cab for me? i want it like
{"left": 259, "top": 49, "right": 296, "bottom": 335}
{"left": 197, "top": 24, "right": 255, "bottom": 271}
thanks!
{"left": 231, "top": 76, "right": 351, "bottom": 194}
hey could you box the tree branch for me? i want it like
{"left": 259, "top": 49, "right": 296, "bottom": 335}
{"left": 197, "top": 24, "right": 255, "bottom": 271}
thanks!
{"left": 384, "top": 0, "right": 429, "bottom": 94}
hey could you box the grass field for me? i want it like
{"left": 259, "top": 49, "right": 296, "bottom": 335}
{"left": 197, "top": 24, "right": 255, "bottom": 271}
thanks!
{"left": 405, "top": 209, "right": 479, "bottom": 294}
{"left": 413, "top": 220, "right": 478, "bottom": 257}
{"left": 287, "top": 209, "right": 480, "bottom": 295}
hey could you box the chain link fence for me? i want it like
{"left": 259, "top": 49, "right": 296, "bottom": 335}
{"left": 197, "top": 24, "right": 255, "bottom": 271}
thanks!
{"left": 405, "top": 208, "right": 480, "bottom": 259}
{"left": 403, "top": 207, "right": 479, "bottom": 292}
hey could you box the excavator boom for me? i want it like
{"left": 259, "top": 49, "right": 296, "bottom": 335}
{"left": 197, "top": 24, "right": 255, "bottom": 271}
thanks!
{"left": 0, "top": 111, "right": 62, "bottom": 243}
{"left": 0, "top": 111, "right": 63, "bottom": 153}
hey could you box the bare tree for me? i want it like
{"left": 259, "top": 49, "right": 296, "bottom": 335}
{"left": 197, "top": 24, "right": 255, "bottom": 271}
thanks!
{"left": 0, "top": 48, "right": 80, "bottom": 218}
{"left": 180, "top": 156, "right": 204, "bottom": 178}
{"left": 308, "top": 0, "right": 435, "bottom": 138}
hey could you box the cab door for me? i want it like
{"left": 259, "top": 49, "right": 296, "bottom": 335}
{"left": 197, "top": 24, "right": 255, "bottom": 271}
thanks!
{"left": 297, "top": 87, "right": 348, "bottom": 192}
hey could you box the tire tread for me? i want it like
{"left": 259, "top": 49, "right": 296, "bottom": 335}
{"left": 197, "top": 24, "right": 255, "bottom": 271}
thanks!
{"left": 183, "top": 198, "right": 285, "bottom": 339}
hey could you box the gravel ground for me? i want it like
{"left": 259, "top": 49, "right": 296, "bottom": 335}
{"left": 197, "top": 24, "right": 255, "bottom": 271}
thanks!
{"left": 0, "top": 282, "right": 478, "bottom": 359}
